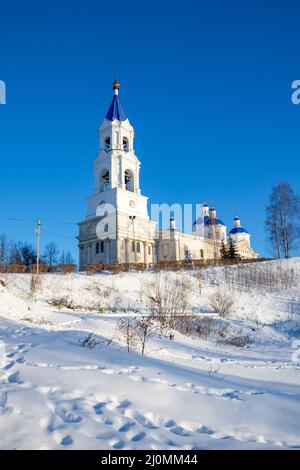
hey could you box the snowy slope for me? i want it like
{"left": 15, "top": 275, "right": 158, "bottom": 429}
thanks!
{"left": 0, "top": 259, "right": 300, "bottom": 450}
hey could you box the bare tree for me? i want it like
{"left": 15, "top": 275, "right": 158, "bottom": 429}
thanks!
{"left": 117, "top": 317, "right": 138, "bottom": 352}
{"left": 266, "top": 182, "right": 300, "bottom": 258}
{"left": 60, "top": 250, "right": 75, "bottom": 265}
{"left": 43, "top": 242, "right": 59, "bottom": 270}
{"left": 133, "top": 315, "right": 158, "bottom": 356}
{"left": 0, "top": 234, "right": 9, "bottom": 270}
{"left": 117, "top": 315, "right": 158, "bottom": 356}
{"left": 9, "top": 241, "right": 22, "bottom": 265}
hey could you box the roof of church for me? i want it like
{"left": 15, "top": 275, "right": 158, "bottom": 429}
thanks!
{"left": 193, "top": 215, "right": 226, "bottom": 227}
{"left": 229, "top": 227, "right": 249, "bottom": 234}
{"left": 205, "top": 217, "right": 225, "bottom": 226}
{"left": 106, "top": 94, "right": 127, "bottom": 121}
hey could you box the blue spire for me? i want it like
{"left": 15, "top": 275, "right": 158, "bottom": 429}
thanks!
{"left": 105, "top": 78, "right": 127, "bottom": 121}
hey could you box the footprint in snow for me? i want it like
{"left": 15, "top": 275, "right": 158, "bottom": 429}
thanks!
{"left": 118, "top": 421, "right": 135, "bottom": 432}
{"left": 8, "top": 372, "right": 23, "bottom": 384}
{"left": 163, "top": 419, "right": 176, "bottom": 428}
{"left": 55, "top": 408, "right": 82, "bottom": 424}
{"left": 6, "top": 352, "right": 16, "bottom": 359}
{"left": 169, "top": 425, "right": 190, "bottom": 437}
{"left": 111, "top": 439, "right": 126, "bottom": 449}
{"left": 196, "top": 425, "right": 214, "bottom": 435}
{"left": 60, "top": 435, "right": 73, "bottom": 446}
{"left": 16, "top": 357, "right": 26, "bottom": 364}
{"left": 221, "top": 390, "right": 242, "bottom": 400}
{"left": 94, "top": 402, "right": 107, "bottom": 414}
{"left": 131, "top": 432, "right": 146, "bottom": 442}
{"left": 117, "top": 399, "right": 131, "bottom": 410}
{"left": 3, "top": 361, "right": 15, "bottom": 370}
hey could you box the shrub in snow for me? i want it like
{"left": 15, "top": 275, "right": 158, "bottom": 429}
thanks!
{"left": 49, "top": 296, "right": 75, "bottom": 310}
{"left": 79, "top": 333, "right": 99, "bottom": 349}
{"left": 177, "top": 317, "right": 215, "bottom": 339}
{"left": 29, "top": 274, "right": 41, "bottom": 297}
{"left": 209, "top": 290, "right": 235, "bottom": 317}
{"left": 146, "top": 273, "right": 191, "bottom": 330}
{"left": 221, "top": 334, "right": 252, "bottom": 348}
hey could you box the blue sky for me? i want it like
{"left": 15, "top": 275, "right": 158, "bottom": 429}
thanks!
{"left": 0, "top": 0, "right": 300, "bottom": 260}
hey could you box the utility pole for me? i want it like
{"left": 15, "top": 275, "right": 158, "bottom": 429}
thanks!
{"left": 35, "top": 220, "right": 41, "bottom": 275}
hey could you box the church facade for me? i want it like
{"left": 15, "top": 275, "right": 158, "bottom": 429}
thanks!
{"left": 78, "top": 81, "right": 258, "bottom": 269}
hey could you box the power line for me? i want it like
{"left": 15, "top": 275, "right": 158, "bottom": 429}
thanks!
{"left": 0, "top": 217, "right": 36, "bottom": 223}
{"left": 0, "top": 217, "right": 78, "bottom": 225}
{"left": 42, "top": 229, "right": 76, "bottom": 239}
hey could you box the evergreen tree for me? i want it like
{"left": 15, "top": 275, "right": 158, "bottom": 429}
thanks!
{"left": 227, "top": 237, "right": 239, "bottom": 260}
{"left": 220, "top": 240, "right": 228, "bottom": 259}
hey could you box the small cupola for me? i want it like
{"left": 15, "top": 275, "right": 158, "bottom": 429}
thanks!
{"left": 209, "top": 206, "right": 217, "bottom": 219}
{"left": 234, "top": 216, "right": 241, "bottom": 227}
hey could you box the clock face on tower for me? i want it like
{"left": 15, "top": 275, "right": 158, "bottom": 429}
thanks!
{"left": 129, "top": 200, "right": 135, "bottom": 208}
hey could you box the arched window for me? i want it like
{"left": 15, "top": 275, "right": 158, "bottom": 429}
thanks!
{"left": 132, "top": 241, "right": 135, "bottom": 252}
{"left": 137, "top": 242, "right": 140, "bottom": 253}
{"left": 123, "top": 137, "right": 129, "bottom": 151}
{"left": 101, "top": 170, "right": 110, "bottom": 192}
{"left": 100, "top": 241, "right": 104, "bottom": 253}
{"left": 125, "top": 170, "right": 134, "bottom": 192}
{"left": 105, "top": 137, "right": 111, "bottom": 151}
{"left": 95, "top": 242, "right": 99, "bottom": 254}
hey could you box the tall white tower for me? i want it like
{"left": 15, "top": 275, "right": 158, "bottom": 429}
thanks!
{"left": 78, "top": 80, "right": 157, "bottom": 268}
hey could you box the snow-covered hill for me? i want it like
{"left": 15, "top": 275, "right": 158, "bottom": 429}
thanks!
{"left": 0, "top": 259, "right": 300, "bottom": 449}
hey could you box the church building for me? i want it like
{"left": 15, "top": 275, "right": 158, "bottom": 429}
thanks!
{"left": 78, "top": 80, "right": 258, "bottom": 269}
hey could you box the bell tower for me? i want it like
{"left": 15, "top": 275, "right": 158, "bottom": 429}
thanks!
{"left": 86, "top": 78, "right": 148, "bottom": 219}
{"left": 78, "top": 79, "right": 157, "bottom": 268}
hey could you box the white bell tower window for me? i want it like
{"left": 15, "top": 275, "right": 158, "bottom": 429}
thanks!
{"left": 105, "top": 137, "right": 111, "bottom": 151}
{"left": 125, "top": 169, "right": 134, "bottom": 192}
{"left": 101, "top": 170, "right": 110, "bottom": 192}
{"left": 123, "top": 137, "right": 129, "bottom": 151}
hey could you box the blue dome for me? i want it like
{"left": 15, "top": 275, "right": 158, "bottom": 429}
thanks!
{"left": 205, "top": 217, "right": 225, "bottom": 226}
{"left": 106, "top": 94, "right": 127, "bottom": 121}
{"left": 193, "top": 215, "right": 225, "bottom": 227}
{"left": 229, "top": 227, "right": 249, "bottom": 235}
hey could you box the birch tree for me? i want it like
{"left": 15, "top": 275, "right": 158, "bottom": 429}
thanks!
{"left": 265, "top": 182, "right": 300, "bottom": 258}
